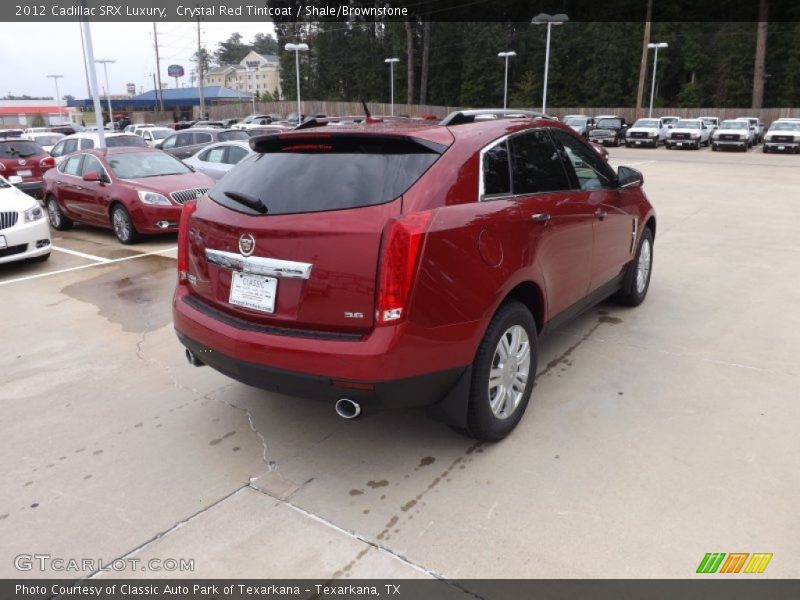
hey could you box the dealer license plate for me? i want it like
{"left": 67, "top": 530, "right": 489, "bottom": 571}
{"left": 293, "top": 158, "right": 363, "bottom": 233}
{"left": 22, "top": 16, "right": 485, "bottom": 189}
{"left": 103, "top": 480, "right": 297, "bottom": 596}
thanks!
{"left": 778, "top": 146, "right": 785, "bottom": 151}
{"left": 229, "top": 271, "right": 277, "bottom": 313}
{"left": 16, "top": 169, "right": 32, "bottom": 177}
{"left": 635, "top": 141, "right": 642, "bottom": 145}
{"left": 676, "top": 142, "right": 683, "bottom": 147}
{"left": 0, "top": 235, "right": 6, "bottom": 249}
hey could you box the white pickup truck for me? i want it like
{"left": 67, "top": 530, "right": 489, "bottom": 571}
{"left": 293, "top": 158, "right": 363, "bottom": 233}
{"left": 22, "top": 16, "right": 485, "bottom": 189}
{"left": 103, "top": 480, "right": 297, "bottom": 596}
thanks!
{"left": 625, "top": 118, "right": 667, "bottom": 148}
{"left": 665, "top": 119, "right": 711, "bottom": 149}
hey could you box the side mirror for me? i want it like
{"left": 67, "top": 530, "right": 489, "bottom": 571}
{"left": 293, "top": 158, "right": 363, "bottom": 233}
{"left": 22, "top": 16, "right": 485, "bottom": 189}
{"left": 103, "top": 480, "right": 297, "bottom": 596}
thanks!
{"left": 617, "top": 166, "right": 644, "bottom": 188}
{"left": 186, "top": 164, "right": 195, "bottom": 172}
{"left": 82, "top": 171, "right": 101, "bottom": 182}
{"left": 8, "top": 175, "right": 23, "bottom": 185}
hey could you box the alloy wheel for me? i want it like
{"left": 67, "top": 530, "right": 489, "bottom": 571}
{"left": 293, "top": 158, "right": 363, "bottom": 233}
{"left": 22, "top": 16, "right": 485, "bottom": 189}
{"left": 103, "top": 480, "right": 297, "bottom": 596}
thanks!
{"left": 636, "top": 238, "right": 652, "bottom": 294}
{"left": 488, "top": 325, "right": 531, "bottom": 420}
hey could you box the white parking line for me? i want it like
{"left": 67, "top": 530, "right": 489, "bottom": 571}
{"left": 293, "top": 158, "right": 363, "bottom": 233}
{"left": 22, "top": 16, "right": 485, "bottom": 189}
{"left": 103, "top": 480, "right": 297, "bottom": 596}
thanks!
{"left": 0, "top": 247, "right": 177, "bottom": 287}
{"left": 51, "top": 245, "right": 111, "bottom": 263}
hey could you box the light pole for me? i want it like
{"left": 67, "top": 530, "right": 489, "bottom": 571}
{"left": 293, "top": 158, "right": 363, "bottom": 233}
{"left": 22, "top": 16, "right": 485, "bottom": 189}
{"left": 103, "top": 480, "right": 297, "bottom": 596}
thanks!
{"left": 384, "top": 58, "right": 400, "bottom": 115}
{"left": 246, "top": 60, "right": 260, "bottom": 114}
{"left": 497, "top": 51, "right": 516, "bottom": 109}
{"left": 47, "top": 75, "right": 64, "bottom": 122}
{"left": 284, "top": 43, "right": 309, "bottom": 122}
{"left": 647, "top": 42, "right": 668, "bottom": 118}
{"left": 95, "top": 59, "right": 115, "bottom": 130}
{"left": 531, "top": 13, "right": 568, "bottom": 114}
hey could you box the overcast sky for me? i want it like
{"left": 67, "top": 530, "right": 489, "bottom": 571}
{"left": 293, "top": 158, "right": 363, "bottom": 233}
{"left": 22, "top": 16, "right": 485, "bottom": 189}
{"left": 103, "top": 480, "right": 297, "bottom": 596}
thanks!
{"left": 0, "top": 22, "right": 277, "bottom": 99}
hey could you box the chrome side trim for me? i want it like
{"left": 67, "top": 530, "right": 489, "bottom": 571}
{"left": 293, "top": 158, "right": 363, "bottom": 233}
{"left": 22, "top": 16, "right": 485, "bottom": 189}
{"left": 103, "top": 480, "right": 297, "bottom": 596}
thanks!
{"left": 205, "top": 248, "right": 312, "bottom": 280}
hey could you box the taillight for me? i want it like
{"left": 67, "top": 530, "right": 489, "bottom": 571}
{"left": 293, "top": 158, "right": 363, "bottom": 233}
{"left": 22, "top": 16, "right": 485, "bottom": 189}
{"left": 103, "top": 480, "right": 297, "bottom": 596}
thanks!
{"left": 375, "top": 212, "right": 432, "bottom": 325}
{"left": 177, "top": 200, "right": 198, "bottom": 283}
{"left": 39, "top": 156, "right": 55, "bottom": 169}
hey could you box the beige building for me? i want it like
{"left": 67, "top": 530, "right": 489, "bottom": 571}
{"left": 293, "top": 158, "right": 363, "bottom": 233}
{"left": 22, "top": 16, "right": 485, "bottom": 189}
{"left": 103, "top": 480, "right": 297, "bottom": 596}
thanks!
{"left": 205, "top": 51, "right": 282, "bottom": 99}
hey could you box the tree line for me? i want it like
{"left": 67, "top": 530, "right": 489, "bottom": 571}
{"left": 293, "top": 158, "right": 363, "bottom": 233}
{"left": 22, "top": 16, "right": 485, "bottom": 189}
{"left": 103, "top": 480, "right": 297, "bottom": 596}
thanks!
{"left": 202, "top": 21, "right": 800, "bottom": 109}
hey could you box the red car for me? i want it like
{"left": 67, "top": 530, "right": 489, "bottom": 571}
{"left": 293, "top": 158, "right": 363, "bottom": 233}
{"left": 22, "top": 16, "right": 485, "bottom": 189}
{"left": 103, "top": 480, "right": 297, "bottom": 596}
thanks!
{"left": 173, "top": 110, "right": 656, "bottom": 441}
{"left": 42, "top": 147, "right": 214, "bottom": 244}
{"left": 0, "top": 138, "right": 55, "bottom": 198}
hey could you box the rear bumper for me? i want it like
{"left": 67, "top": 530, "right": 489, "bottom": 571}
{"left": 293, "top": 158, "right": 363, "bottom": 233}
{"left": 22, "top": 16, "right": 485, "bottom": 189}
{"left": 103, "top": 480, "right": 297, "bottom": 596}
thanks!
{"left": 177, "top": 331, "right": 466, "bottom": 413}
{"left": 17, "top": 181, "right": 43, "bottom": 199}
{"left": 173, "top": 285, "right": 481, "bottom": 416}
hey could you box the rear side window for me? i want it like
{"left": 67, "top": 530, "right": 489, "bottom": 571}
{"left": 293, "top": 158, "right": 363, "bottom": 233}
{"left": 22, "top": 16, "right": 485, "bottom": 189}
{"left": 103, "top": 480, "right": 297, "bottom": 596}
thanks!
{"left": 194, "top": 133, "right": 213, "bottom": 144}
{"left": 209, "top": 135, "right": 444, "bottom": 216}
{"left": 62, "top": 155, "right": 83, "bottom": 176}
{"left": 226, "top": 145, "right": 248, "bottom": 164}
{"left": 508, "top": 130, "right": 570, "bottom": 194}
{"left": 218, "top": 130, "right": 249, "bottom": 141}
{"left": 80, "top": 138, "right": 94, "bottom": 150}
{"left": 482, "top": 142, "right": 511, "bottom": 197}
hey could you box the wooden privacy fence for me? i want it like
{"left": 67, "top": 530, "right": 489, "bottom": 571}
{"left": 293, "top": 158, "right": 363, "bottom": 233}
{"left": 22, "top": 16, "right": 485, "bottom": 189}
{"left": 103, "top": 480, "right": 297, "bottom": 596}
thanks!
{"left": 133, "top": 101, "right": 800, "bottom": 124}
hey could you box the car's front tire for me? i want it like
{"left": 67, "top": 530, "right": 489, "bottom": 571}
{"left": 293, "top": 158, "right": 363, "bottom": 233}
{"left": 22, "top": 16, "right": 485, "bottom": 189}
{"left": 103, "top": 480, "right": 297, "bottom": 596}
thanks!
{"left": 46, "top": 195, "right": 73, "bottom": 231}
{"left": 111, "top": 204, "right": 139, "bottom": 245}
{"left": 616, "top": 227, "right": 654, "bottom": 307}
{"left": 465, "top": 301, "right": 538, "bottom": 442}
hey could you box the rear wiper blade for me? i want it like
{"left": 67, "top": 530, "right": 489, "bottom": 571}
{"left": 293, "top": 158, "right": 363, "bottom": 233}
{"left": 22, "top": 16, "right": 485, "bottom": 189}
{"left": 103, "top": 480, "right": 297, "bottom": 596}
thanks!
{"left": 223, "top": 191, "right": 268, "bottom": 214}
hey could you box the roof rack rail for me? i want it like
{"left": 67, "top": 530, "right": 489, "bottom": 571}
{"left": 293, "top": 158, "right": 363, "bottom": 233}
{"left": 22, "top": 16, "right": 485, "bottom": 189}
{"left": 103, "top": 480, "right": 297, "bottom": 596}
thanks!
{"left": 440, "top": 109, "right": 554, "bottom": 126}
{"left": 293, "top": 115, "right": 411, "bottom": 130}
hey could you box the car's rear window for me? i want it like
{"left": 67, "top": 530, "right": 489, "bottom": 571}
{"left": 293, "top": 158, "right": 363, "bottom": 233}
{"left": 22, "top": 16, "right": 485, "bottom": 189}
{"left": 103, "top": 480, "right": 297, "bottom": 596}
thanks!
{"left": 0, "top": 141, "right": 45, "bottom": 157}
{"left": 218, "top": 130, "right": 249, "bottom": 141}
{"left": 209, "top": 135, "right": 444, "bottom": 216}
{"left": 107, "top": 135, "right": 148, "bottom": 148}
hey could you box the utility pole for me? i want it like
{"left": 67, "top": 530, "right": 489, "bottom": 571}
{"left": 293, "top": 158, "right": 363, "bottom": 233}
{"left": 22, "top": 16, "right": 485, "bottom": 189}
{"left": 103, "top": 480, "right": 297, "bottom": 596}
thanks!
{"left": 752, "top": 0, "right": 768, "bottom": 109}
{"left": 78, "top": 23, "right": 91, "bottom": 98}
{"left": 197, "top": 17, "right": 205, "bottom": 120}
{"left": 635, "top": 0, "right": 653, "bottom": 119}
{"left": 47, "top": 74, "right": 64, "bottom": 120}
{"left": 95, "top": 59, "right": 115, "bottom": 129}
{"left": 153, "top": 23, "right": 164, "bottom": 112}
{"left": 79, "top": 15, "right": 105, "bottom": 147}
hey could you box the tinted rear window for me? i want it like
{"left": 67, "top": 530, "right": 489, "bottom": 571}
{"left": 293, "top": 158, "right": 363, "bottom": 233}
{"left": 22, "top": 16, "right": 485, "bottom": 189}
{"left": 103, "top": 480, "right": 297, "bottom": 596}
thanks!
{"left": 0, "top": 141, "right": 45, "bottom": 157}
{"left": 107, "top": 135, "right": 148, "bottom": 148}
{"left": 218, "top": 130, "right": 249, "bottom": 141}
{"left": 209, "top": 136, "right": 443, "bottom": 216}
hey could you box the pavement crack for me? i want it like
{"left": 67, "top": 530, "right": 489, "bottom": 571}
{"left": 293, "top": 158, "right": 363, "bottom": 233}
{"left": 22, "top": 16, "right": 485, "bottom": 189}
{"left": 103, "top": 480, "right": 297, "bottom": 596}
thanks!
{"left": 85, "top": 484, "right": 250, "bottom": 580}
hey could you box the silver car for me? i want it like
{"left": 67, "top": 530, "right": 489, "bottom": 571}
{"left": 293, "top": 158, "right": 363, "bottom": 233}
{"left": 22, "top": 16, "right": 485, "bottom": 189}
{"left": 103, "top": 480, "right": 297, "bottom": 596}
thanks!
{"left": 182, "top": 141, "right": 253, "bottom": 180}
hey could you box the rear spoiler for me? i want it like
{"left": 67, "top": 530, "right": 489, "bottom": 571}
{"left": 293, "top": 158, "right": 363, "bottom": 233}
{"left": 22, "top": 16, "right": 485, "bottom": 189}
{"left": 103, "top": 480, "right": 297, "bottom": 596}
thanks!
{"left": 249, "top": 132, "right": 448, "bottom": 155}
{"left": 294, "top": 115, "right": 412, "bottom": 130}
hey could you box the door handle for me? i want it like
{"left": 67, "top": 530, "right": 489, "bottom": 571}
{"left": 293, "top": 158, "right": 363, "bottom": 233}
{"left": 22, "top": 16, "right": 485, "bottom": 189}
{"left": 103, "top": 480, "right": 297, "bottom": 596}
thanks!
{"left": 75, "top": 185, "right": 83, "bottom": 191}
{"left": 594, "top": 209, "right": 608, "bottom": 220}
{"left": 531, "top": 213, "right": 551, "bottom": 222}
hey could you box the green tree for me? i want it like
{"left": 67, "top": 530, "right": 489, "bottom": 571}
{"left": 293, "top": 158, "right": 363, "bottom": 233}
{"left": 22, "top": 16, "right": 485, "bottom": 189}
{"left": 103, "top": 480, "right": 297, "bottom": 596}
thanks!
{"left": 251, "top": 33, "right": 278, "bottom": 56}
{"left": 214, "top": 33, "right": 250, "bottom": 65}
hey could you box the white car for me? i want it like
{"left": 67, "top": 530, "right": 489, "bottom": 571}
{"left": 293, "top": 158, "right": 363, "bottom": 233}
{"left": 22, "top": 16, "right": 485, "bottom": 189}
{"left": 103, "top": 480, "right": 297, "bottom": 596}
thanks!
{"left": 711, "top": 119, "right": 754, "bottom": 151}
{"left": 231, "top": 114, "right": 277, "bottom": 129}
{"left": 124, "top": 123, "right": 156, "bottom": 134}
{"left": 661, "top": 116, "right": 681, "bottom": 129}
{"left": 137, "top": 127, "right": 174, "bottom": 148}
{"left": 24, "top": 132, "right": 65, "bottom": 153}
{"left": 0, "top": 174, "right": 51, "bottom": 264}
{"left": 665, "top": 118, "right": 711, "bottom": 149}
{"left": 625, "top": 118, "right": 667, "bottom": 147}
{"left": 23, "top": 127, "right": 51, "bottom": 136}
{"left": 763, "top": 120, "right": 800, "bottom": 154}
{"left": 49, "top": 132, "right": 148, "bottom": 165}
{"left": 182, "top": 141, "right": 253, "bottom": 180}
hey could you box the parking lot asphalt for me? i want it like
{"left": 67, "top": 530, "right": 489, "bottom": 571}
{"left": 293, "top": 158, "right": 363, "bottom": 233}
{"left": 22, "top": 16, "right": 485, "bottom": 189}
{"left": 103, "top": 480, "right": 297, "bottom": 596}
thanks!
{"left": 1, "top": 146, "right": 798, "bottom": 582}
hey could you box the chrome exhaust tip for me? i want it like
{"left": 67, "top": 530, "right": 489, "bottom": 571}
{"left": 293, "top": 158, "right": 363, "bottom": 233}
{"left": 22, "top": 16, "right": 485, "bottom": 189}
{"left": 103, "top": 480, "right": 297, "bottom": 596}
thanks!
{"left": 335, "top": 398, "right": 361, "bottom": 420}
{"left": 185, "top": 348, "right": 205, "bottom": 367}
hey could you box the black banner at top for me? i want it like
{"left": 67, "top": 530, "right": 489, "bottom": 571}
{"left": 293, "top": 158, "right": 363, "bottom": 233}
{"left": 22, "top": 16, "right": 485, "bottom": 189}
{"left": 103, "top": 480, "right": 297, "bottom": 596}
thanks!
{"left": 3, "top": 0, "right": 800, "bottom": 22}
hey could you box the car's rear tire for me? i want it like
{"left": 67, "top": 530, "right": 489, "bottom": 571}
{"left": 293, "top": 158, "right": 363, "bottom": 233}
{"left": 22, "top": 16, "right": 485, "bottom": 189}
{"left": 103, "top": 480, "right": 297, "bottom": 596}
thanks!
{"left": 111, "top": 204, "right": 139, "bottom": 245}
{"left": 465, "top": 301, "right": 538, "bottom": 442}
{"left": 616, "top": 227, "right": 654, "bottom": 307}
{"left": 45, "top": 195, "right": 73, "bottom": 231}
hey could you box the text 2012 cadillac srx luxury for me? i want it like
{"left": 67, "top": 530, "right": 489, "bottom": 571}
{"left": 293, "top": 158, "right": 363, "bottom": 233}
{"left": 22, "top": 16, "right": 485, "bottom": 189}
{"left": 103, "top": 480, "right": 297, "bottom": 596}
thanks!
{"left": 173, "top": 110, "right": 656, "bottom": 441}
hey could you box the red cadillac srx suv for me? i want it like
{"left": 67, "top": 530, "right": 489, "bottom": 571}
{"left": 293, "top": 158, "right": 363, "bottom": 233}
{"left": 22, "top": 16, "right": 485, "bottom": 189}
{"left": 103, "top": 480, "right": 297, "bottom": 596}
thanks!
{"left": 173, "top": 110, "right": 656, "bottom": 441}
